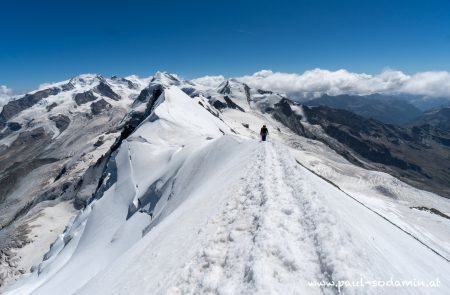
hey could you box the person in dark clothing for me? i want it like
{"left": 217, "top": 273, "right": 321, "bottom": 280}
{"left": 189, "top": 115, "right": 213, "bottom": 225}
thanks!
{"left": 260, "top": 125, "right": 269, "bottom": 141}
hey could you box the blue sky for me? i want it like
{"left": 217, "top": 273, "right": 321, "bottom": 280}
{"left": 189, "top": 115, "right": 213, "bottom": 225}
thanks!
{"left": 1, "top": 0, "right": 450, "bottom": 92}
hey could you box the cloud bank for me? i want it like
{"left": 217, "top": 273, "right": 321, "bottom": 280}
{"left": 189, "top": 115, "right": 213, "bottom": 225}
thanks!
{"left": 0, "top": 85, "right": 12, "bottom": 110}
{"left": 192, "top": 75, "right": 225, "bottom": 88}
{"left": 228, "top": 69, "right": 450, "bottom": 101}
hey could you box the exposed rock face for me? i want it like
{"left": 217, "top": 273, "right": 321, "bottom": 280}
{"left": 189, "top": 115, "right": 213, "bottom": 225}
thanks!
{"left": 410, "top": 206, "right": 450, "bottom": 220}
{"left": 181, "top": 87, "right": 197, "bottom": 96}
{"left": 134, "top": 84, "right": 164, "bottom": 106}
{"left": 74, "top": 91, "right": 97, "bottom": 105}
{"left": 218, "top": 80, "right": 231, "bottom": 95}
{"left": 95, "top": 82, "right": 121, "bottom": 101}
{"left": 272, "top": 100, "right": 450, "bottom": 198}
{"left": 61, "top": 82, "right": 75, "bottom": 91}
{"left": 46, "top": 102, "right": 58, "bottom": 112}
{"left": 212, "top": 100, "right": 226, "bottom": 110}
{"left": 0, "top": 157, "right": 58, "bottom": 206}
{"left": 213, "top": 96, "right": 245, "bottom": 112}
{"left": 49, "top": 114, "right": 70, "bottom": 133}
{"left": 243, "top": 83, "right": 251, "bottom": 105}
{"left": 90, "top": 99, "right": 112, "bottom": 115}
{"left": 197, "top": 101, "right": 220, "bottom": 118}
{"left": 135, "top": 87, "right": 152, "bottom": 104}
{"left": 132, "top": 84, "right": 164, "bottom": 123}
{"left": 0, "top": 127, "right": 54, "bottom": 207}
{"left": 271, "top": 99, "right": 305, "bottom": 136}
{"left": 0, "top": 88, "right": 61, "bottom": 128}
{"left": 0, "top": 223, "right": 32, "bottom": 285}
{"left": 224, "top": 96, "right": 245, "bottom": 112}
{"left": 257, "top": 89, "right": 273, "bottom": 95}
{"left": 6, "top": 122, "right": 21, "bottom": 131}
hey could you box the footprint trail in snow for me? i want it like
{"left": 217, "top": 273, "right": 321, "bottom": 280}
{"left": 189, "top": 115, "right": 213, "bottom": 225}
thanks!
{"left": 174, "top": 142, "right": 376, "bottom": 295}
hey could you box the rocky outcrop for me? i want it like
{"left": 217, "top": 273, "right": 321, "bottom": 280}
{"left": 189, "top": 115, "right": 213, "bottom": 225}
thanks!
{"left": 61, "top": 82, "right": 75, "bottom": 91}
{"left": 46, "top": 102, "right": 58, "bottom": 112}
{"left": 257, "top": 89, "right": 273, "bottom": 95}
{"left": 95, "top": 82, "right": 121, "bottom": 101}
{"left": 224, "top": 96, "right": 245, "bottom": 112}
{"left": 218, "top": 80, "right": 231, "bottom": 95}
{"left": 272, "top": 99, "right": 306, "bottom": 136}
{"left": 74, "top": 91, "right": 97, "bottom": 105}
{"left": 0, "top": 127, "right": 54, "bottom": 206}
{"left": 6, "top": 122, "right": 21, "bottom": 131}
{"left": 134, "top": 84, "right": 164, "bottom": 106}
{"left": 213, "top": 96, "right": 245, "bottom": 112}
{"left": 91, "top": 99, "right": 112, "bottom": 115}
{"left": 49, "top": 114, "right": 70, "bottom": 133}
{"left": 134, "top": 87, "right": 152, "bottom": 105}
{"left": 243, "top": 83, "right": 251, "bottom": 105}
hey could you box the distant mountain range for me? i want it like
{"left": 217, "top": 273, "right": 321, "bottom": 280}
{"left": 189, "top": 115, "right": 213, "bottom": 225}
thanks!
{"left": 408, "top": 107, "right": 450, "bottom": 131}
{"left": 304, "top": 93, "right": 422, "bottom": 125}
{"left": 303, "top": 93, "right": 450, "bottom": 131}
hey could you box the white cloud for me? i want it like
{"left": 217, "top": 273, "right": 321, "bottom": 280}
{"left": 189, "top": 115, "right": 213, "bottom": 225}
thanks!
{"left": 0, "top": 85, "right": 13, "bottom": 109}
{"left": 229, "top": 69, "right": 450, "bottom": 100}
{"left": 38, "top": 82, "right": 55, "bottom": 90}
{"left": 400, "top": 71, "right": 450, "bottom": 98}
{"left": 192, "top": 75, "right": 225, "bottom": 88}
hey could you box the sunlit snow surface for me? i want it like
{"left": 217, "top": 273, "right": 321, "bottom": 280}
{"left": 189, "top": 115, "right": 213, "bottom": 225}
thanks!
{"left": 6, "top": 85, "right": 450, "bottom": 295}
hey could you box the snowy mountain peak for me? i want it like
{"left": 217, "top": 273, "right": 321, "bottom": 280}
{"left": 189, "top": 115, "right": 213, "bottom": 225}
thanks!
{"left": 69, "top": 74, "right": 105, "bottom": 89}
{"left": 151, "top": 71, "right": 181, "bottom": 86}
{"left": 130, "top": 72, "right": 188, "bottom": 109}
{"left": 111, "top": 75, "right": 151, "bottom": 90}
{"left": 217, "top": 79, "right": 246, "bottom": 93}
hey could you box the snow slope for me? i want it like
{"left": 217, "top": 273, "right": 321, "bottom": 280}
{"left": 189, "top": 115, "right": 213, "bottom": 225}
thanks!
{"left": 5, "top": 82, "right": 450, "bottom": 294}
{"left": 75, "top": 142, "right": 449, "bottom": 295}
